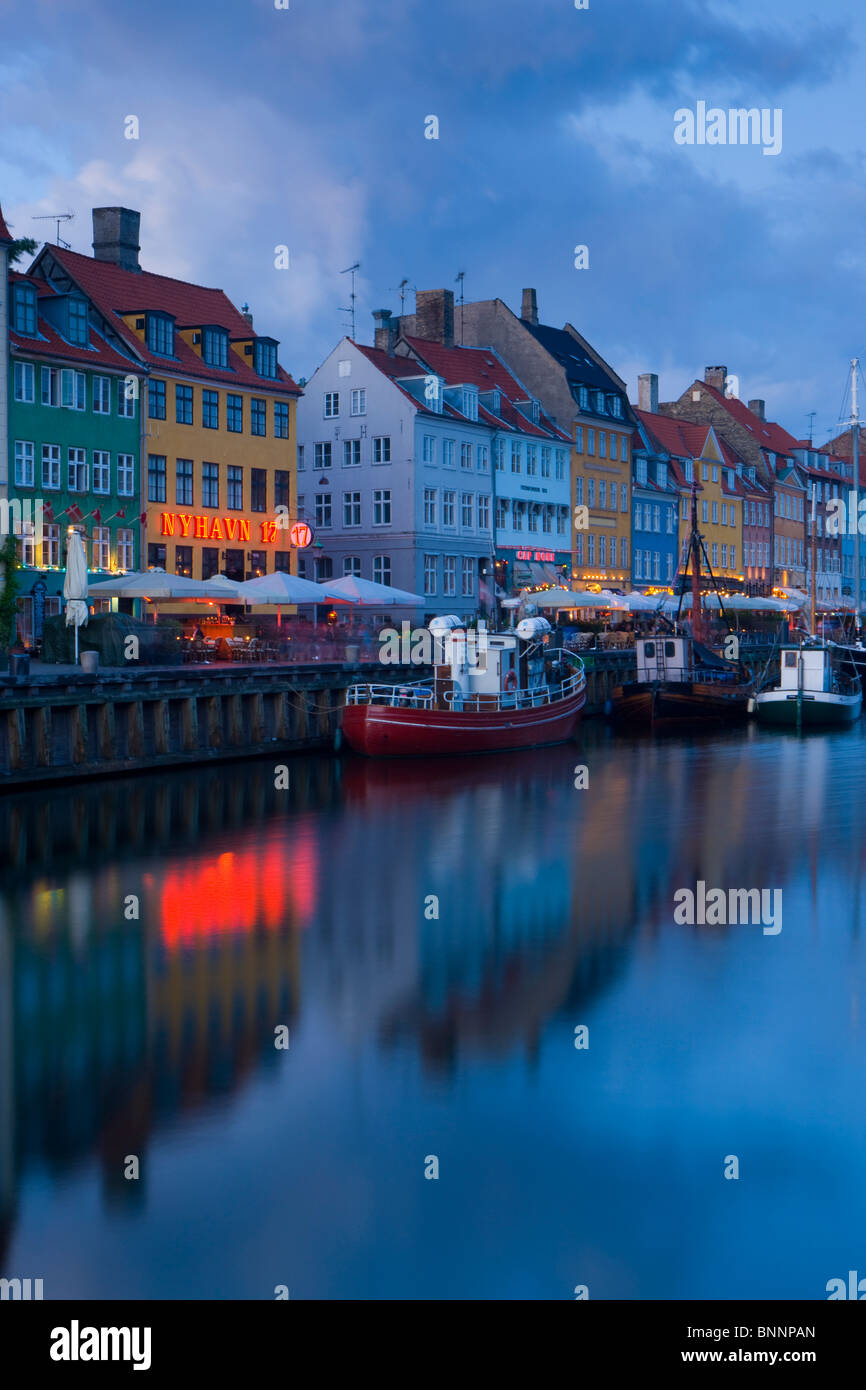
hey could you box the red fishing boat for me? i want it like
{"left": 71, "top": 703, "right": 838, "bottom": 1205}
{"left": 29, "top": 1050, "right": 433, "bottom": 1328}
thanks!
{"left": 341, "top": 616, "right": 586, "bottom": 757}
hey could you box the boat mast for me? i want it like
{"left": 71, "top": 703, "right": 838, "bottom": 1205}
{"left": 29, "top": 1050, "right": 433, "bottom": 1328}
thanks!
{"left": 852, "top": 358, "right": 861, "bottom": 636}
{"left": 810, "top": 479, "right": 817, "bottom": 638}
{"left": 689, "top": 480, "right": 704, "bottom": 643}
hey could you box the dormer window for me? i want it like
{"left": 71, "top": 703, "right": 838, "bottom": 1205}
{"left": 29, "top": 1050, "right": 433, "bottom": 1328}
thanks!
{"left": 202, "top": 326, "right": 229, "bottom": 369}
{"left": 657, "top": 462, "right": 667, "bottom": 488}
{"left": 611, "top": 397, "right": 623, "bottom": 418}
{"left": 424, "top": 374, "right": 443, "bottom": 414}
{"left": 684, "top": 459, "right": 694, "bottom": 482}
{"left": 727, "top": 469, "right": 735, "bottom": 488}
{"left": 462, "top": 387, "right": 478, "bottom": 422}
{"left": 578, "top": 386, "right": 589, "bottom": 410}
{"left": 531, "top": 399, "right": 540, "bottom": 424}
{"left": 12, "top": 283, "right": 37, "bottom": 336}
{"left": 254, "top": 338, "right": 278, "bottom": 379}
{"left": 146, "top": 312, "right": 175, "bottom": 357}
{"left": 594, "top": 390, "right": 605, "bottom": 413}
{"left": 491, "top": 388, "right": 501, "bottom": 414}
{"left": 636, "top": 458, "right": 648, "bottom": 485}
{"left": 67, "top": 297, "right": 89, "bottom": 346}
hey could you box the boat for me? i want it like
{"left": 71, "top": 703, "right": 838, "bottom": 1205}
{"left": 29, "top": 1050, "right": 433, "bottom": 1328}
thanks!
{"left": 755, "top": 641, "right": 862, "bottom": 727}
{"left": 610, "top": 482, "right": 754, "bottom": 726}
{"left": 340, "top": 615, "right": 586, "bottom": 757}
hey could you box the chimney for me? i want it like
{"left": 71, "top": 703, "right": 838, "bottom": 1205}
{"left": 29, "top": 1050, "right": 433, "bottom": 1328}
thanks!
{"left": 638, "top": 373, "right": 659, "bottom": 414}
{"left": 241, "top": 302, "right": 254, "bottom": 330}
{"left": 373, "top": 309, "right": 398, "bottom": 354}
{"left": 748, "top": 399, "right": 766, "bottom": 420}
{"left": 704, "top": 365, "right": 728, "bottom": 395}
{"left": 414, "top": 289, "right": 454, "bottom": 347}
{"left": 521, "top": 288, "right": 539, "bottom": 326}
{"left": 92, "top": 207, "right": 141, "bottom": 272}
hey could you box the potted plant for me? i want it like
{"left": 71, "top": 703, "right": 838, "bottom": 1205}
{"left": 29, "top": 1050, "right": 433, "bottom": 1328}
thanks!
{"left": 0, "top": 534, "right": 21, "bottom": 674}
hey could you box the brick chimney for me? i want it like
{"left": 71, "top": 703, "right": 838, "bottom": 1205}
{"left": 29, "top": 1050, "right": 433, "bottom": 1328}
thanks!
{"left": 373, "top": 309, "right": 398, "bottom": 354}
{"left": 638, "top": 373, "right": 659, "bottom": 414}
{"left": 92, "top": 207, "right": 141, "bottom": 272}
{"left": 414, "top": 289, "right": 454, "bottom": 347}
{"left": 748, "top": 399, "right": 766, "bottom": 420}
{"left": 521, "top": 287, "right": 539, "bottom": 326}
{"left": 704, "top": 365, "right": 728, "bottom": 395}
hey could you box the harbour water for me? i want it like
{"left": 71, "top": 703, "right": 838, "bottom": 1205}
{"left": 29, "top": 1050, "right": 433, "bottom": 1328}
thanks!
{"left": 1, "top": 724, "right": 864, "bottom": 1300}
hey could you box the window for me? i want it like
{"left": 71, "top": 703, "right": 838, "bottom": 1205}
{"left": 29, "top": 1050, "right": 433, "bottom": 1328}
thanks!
{"left": 350, "top": 388, "right": 366, "bottom": 416}
{"left": 41, "top": 366, "right": 58, "bottom": 406}
{"left": 118, "top": 377, "right": 136, "bottom": 418}
{"left": 90, "top": 375, "right": 110, "bottom": 415}
{"left": 721, "top": 544, "right": 728, "bottom": 568}
{"left": 202, "top": 461, "right": 219, "bottom": 508}
{"left": 274, "top": 401, "right": 289, "bottom": 438}
{"left": 443, "top": 557, "right": 457, "bottom": 595}
{"left": 424, "top": 555, "right": 437, "bottom": 595}
{"left": 373, "top": 555, "right": 391, "bottom": 586}
{"left": 324, "top": 392, "right": 340, "bottom": 418}
{"left": 721, "top": 503, "right": 727, "bottom": 525}
{"left": 666, "top": 505, "right": 674, "bottom": 534}
{"left": 14, "top": 441, "right": 34, "bottom": 488}
{"left": 526, "top": 446, "right": 537, "bottom": 475}
{"left": 599, "top": 480, "right": 607, "bottom": 509}
{"left": 598, "top": 432, "right": 606, "bottom": 459}
{"left": 61, "top": 370, "right": 86, "bottom": 410}
{"left": 250, "top": 468, "right": 267, "bottom": 513}
{"left": 587, "top": 535, "right": 595, "bottom": 564}
{"left": 702, "top": 500, "right": 709, "bottom": 523}
{"left": 541, "top": 447, "right": 551, "bottom": 478}
{"left": 443, "top": 439, "right": 456, "bottom": 468}
{"left": 424, "top": 488, "right": 437, "bottom": 527}
{"left": 712, "top": 543, "right": 719, "bottom": 568}
{"left": 528, "top": 504, "right": 539, "bottom": 533}
{"left": 373, "top": 436, "right": 391, "bottom": 463}
{"left": 711, "top": 501, "right": 719, "bottom": 524}
{"left": 730, "top": 546, "right": 736, "bottom": 570}
{"left": 511, "top": 443, "right": 521, "bottom": 473}
{"left": 14, "top": 362, "right": 35, "bottom": 403}
{"left": 461, "top": 557, "right": 474, "bottom": 596}
{"left": 202, "top": 390, "right": 219, "bottom": 429}
{"left": 343, "top": 556, "right": 362, "bottom": 577}
{"left": 202, "top": 327, "right": 228, "bottom": 368}
{"left": 297, "top": 446, "right": 305, "bottom": 472}
{"left": 344, "top": 491, "right": 361, "bottom": 527}
{"left": 575, "top": 476, "right": 584, "bottom": 505}
{"left": 575, "top": 427, "right": 584, "bottom": 452}
{"left": 462, "top": 493, "right": 474, "bottom": 529}
{"left": 612, "top": 397, "right": 623, "bottom": 419}
{"left": 344, "top": 439, "right": 361, "bottom": 467}
{"left": 254, "top": 340, "right": 277, "bottom": 379}
{"left": 227, "top": 465, "right": 243, "bottom": 510}
{"left": 275, "top": 471, "right": 291, "bottom": 509}
{"left": 12, "top": 283, "right": 37, "bottom": 335}
{"left": 557, "top": 507, "right": 567, "bottom": 536}
{"left": 621, "top": 536, "right": 628, "bottom": 569}
{"left": 148, "top": 543, "right": 167, "bottom": 569}
{"left": 636, "top": 458, "right": 648, "bottom": 486}
{"left": 373, "top": 490, "right": 392, "bottom": 525}
{"left": 478, "top": 495, "right": 490, "bottom": 531}
{"left": 44, "top": 524, "right": 60, "bottom": 568}
{"left": 621, "top": 483, "right": 628, "bottom": 513}
{"left": 595, "top": 391, "right": 605, "bottom": 413}
{"left": 175, "top": 384, "right": 193, "bottom": 425}
{"left": 587, "top": 429, "right": 595, "bottom": 457}
{"left": 556, "top": 449, "right": 567, "bottom": 480}
{"left": 513, "top": 501, "right": 524, "bottom": 532}
{"left": 175, "top": 545, "right": 193, "bottom": 578}
{"left": 148, "top": 379, "right": 166, "bottom": 420}
{"left": 146, "top": 313, "right": 175, "bottom": 356}
{"left": 461, "top": 441, "right": 473, "bottom": 470}
{"left": 249, "top": 398, "right": 266, "bottom": 436}
{"left": 68, "top": 448, "right": 89, "bottom": 493}
{"left": 93, "top": 451, "right": 111, "bottom": 494}
{"left": 684, "top": 459, "right": 693, "bottom": 483}
{"left": 712, "top": 466, "right": 719, "bottom": 483}
{"left": 227, "top": 394, "right": 243, "bottom": 432}
{"left": 42, "top": 444, "right": 61, "bottom": 490}
{"left": 478, "top": 444, "right": 489, "bottom": 472}
{"left": 248, "top": 551, "right": 266, "bottom": 578}
{"left": 579, "top": 386, "right": 589, "bottom": 410}
{"left": 423, "top": 435, "right": 436, "bottom": 465}
{"left": 653, "top": 504, "right": 661, "bottom": 531}
{"left": 315, "top": 493, "right": 331, "bottom": 528}
{"left": 587, "top": 478, "right": 595, "bottom": 507}
{"left": 443, "top": 490, "right": 456, "bottom": 527}
{"left": 599, "top": 536, "right": 606, "bottom": 567}
{"left": 92, "top": 527, "right": 110, "bottom": 570}
{"left": 496, "top": 498, "right": 509, "bottom": 529}
{"left": 462, "top": 388, "right": 479, "bottom": 422}
{"left": 202, "top": 548, "right": 220, "bottom": 580}
{"left": 575, "top": 534, "right": 584, "bottom": 565}
{"left": 176, "top": 458, "right": 194, "bottom": 506}
{"left": 147, "top": 454, "right": 166, "bottom": 503}
{"left": 494, "top": 440, "right": 505, "bottom": 471}
{"left": 315, "top": 442, "right": 332, "bottom": 469}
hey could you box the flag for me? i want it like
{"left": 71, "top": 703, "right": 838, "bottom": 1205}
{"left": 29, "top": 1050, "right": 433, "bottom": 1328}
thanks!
{"left": 66, "top": 504, "right": 83, "bottom": 524}
{"left": 92, "top": 508, "right": 102, "bottom": 523}
{"left": 42, "top": 500, "right": 54, "bottom": 522}
{"left": 116, "top": 508, "right": 126, "bottom": 519}
{"left": 139, "top": 511, "right": 147, "bottom": 524}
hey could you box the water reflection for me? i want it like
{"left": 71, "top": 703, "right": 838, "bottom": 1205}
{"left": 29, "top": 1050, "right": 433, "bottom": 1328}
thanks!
{"left": 1, "top": 726, "right": 865, "bottom": 1296}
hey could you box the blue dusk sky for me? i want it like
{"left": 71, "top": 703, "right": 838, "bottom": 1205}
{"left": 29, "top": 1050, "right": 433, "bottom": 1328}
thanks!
{"left": 1, "top": 0, "right": 863, "bottom": 443}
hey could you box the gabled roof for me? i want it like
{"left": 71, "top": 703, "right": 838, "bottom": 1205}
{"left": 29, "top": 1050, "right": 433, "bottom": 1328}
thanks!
{"left": 521, "top": 320, "right": 628, "bottom": 401}
{"left": 636, "top": 408, "right": 712, "bottom": 462}
{"left": 404, "top": 336, "right": 570, "bottom": 441}
{"left": 695, "top": 380, "right": 799, "bottom": 455}
{"left": 35, "top": 245, "right": 300, "bottom": 394}
{"left": 8, "top": 270, "right": 144, "bottom": 373}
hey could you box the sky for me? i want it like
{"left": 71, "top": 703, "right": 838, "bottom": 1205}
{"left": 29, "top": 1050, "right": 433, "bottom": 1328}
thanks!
{"left": 1, "top": 0, "right": 863, "bottom": 446}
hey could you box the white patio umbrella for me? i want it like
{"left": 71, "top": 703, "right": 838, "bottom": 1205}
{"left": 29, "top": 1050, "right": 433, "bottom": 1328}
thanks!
{"left": 533, "top": 588, "right": 627, "bottom": 610}
{"left": 324, "top": 575, "right": 426, "bottom": 606}
{"left": 64, "top": 529, "right": 89, "bottom": 663}
{"left": 237, "top": 569, "right": 347, "bottom": 627}
{"left": 625, "top": 591, "right": 665, "bottom": 612}
{"left": 88, "top": 570, "right": 222, "bottom": 600}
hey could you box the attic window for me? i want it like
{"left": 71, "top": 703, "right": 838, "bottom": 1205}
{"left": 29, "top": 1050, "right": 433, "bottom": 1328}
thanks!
{"left": 531, "top": 399, "right": 540, "bottom": 423}
{"left": 146, "top": 312, "right": 175, "bottom": 357}
{"left": 11, "top": 283, "right": 37, "bottom": 336}
{"left": 594, "top": 390, "right": 605, "bottom": 413}
{"left": 254, "top": 339, "right": 278, "bottom": 379}
{"left": 67, "top": 297, "right": 89, "bottom": 346}
{"left": 684, "top": 459, "right": 694, "bottom": 482}
{"left": 691, "top": 390, "right": 701, "bottom": 402}
{"left": 202, "top": 326, "right": 229, "bottom": 369}
{"left": 578, "top": 386, "right": 589, "bottom": 410}
{"left": 611, "top": 397, "right": 623, "bottom": 418}
{"left": 462, "top": 387, "right": 478, "bottom": 422}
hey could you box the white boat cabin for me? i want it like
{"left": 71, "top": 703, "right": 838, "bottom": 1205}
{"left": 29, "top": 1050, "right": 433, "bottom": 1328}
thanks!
{"left": 428, "top": 615, "right": 554, "bottom": 700}
{"left": 635, "top": 636, "right": 691, "bottom": 684}
{"left": 778, "top": 645, "right": 834, "bottom": 694}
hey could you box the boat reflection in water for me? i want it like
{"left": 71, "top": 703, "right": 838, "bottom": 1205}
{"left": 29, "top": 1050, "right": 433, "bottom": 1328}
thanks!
{"left": 1, "top": 726, "right": 866, "bottom": 1298}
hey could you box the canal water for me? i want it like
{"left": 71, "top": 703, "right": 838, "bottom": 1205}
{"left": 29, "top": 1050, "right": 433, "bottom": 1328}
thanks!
{"left": 1, "top": 723, "right": 864, "bottom": 1300}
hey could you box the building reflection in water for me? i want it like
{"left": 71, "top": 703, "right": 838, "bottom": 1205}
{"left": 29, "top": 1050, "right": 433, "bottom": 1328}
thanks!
{"left": 1, "top": 728, "right": 865, "bottom": 1278}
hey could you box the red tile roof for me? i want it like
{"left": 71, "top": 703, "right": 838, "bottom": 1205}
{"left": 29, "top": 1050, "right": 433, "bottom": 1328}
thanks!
{"left": 636, "top": 408, "right": 712, "bottom": 461}
{"left": 404, "top": 336, "right": 571, "bottom": 440}
{"left": 0, "top": 204, "right": 12, "bottom": 244}
{"left": 8, "top": 271, "right": 142, "bottom": 372}
{"left": 695, "top": 380, "right": 799, "bottom": 455}
{"left": 42, "top": 245, "right": 300, "bottom": 394}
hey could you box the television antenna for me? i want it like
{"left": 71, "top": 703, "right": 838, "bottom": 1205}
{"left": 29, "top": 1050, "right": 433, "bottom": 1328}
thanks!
{"left": 455, "top": 270, "right": 466, "bottom": 344}
{"left": 340, "top": 262, "right": 361, "bottom": 339}
{"left": 389, "top": 278, "right": 411, "bottom": 316}
{"left": 33, "top": 212, "right": 74, "bottom": 249}
{"left": 806, "top": 410, "right": 816, "bottom": 444}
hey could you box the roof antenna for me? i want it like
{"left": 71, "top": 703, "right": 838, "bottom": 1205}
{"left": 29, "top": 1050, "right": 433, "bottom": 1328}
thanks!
{"left": 389, "top": 278, "right": 410, "bottom": 317}
{"left": 806, "top": 410, "right": 816, "bottom": 445}
{"left": 33, "top": 211, "right": 74, "bottom": 249}
{"left": 340, "top": 262, "right": 360, "bottom": 339}
{"left": 455, "top": 270, "right": 465, "bottom": 345}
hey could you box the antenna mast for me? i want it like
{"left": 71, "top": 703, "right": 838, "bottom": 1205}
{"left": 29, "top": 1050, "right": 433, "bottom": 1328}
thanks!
{"left": 339, "top": 262, "right": 360, "bottom": 339}
{"left": 455, "top": 270, "right": 465, "bottom": 344}
{"left": 32, "top": 212, "right": 75, "bottom": 249}
{"left": 852, "top": 358, "right": 861, "bottom": 633}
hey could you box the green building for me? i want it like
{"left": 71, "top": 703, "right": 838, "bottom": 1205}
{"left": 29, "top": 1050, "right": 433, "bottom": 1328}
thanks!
{"left": 2, "top": 207, "right": 145, "bottom": 646}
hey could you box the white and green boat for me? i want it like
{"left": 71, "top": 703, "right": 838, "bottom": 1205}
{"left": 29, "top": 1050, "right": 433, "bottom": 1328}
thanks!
{"left": 755, "top": 642, "right": 862, "bottom": 728}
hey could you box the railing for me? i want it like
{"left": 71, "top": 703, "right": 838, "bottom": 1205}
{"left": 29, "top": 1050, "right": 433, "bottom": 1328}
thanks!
{"left": 346, "top": 682, "right": 435, "bottom": 709}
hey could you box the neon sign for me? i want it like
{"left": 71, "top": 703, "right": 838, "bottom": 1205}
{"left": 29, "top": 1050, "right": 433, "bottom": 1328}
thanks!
{"left": 516, "top": 548, "right": 556, "bottom": 562}
{"left": 290, "top": 521, "right": 313, "bottom": 548}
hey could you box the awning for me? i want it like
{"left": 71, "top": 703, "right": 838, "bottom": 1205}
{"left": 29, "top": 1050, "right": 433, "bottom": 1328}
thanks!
{"left": 526, "top": 562, "right": 559, "bottom": 587}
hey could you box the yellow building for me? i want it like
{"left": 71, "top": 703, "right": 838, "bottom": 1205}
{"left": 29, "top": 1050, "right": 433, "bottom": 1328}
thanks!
{"left": 674, "top": 428, "right": 743, "bottom": 587}
{"left": 48, "top": 210, "right": 302, "bottom": 586}
{"left": 571, "top": 412, "right": 632, "bottom": 588}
